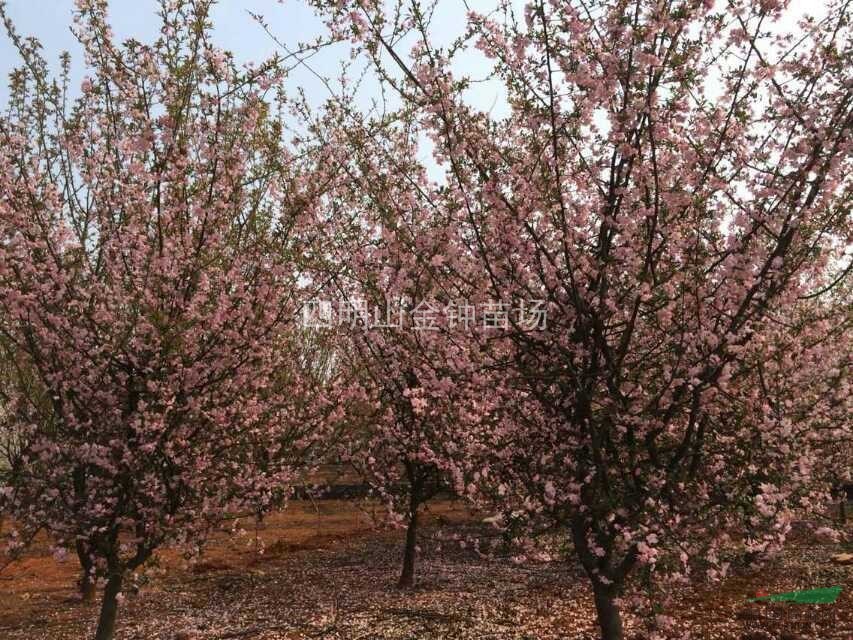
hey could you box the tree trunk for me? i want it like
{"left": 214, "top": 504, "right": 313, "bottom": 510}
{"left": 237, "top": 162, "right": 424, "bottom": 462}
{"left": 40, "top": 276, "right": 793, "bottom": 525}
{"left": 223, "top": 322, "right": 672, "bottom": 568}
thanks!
{"left": 398, "top": 459, "right": 426, "bottom": 589}
{"left": 76, "top": 540, "right": 96, "bottom": 603}
{"left": 591, "top": 580, "right": 624, "bottom": 640}
{"left": 398, "top": 506, "right": 418, "bottom": 588}
{"left": 94, "top": 571, "right": 122, "bottom": 640}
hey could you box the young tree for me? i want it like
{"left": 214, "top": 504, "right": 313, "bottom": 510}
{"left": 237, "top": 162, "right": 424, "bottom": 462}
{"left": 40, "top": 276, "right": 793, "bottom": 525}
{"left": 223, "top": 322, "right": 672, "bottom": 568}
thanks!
{"left": 309, "top": 1, "right": 853, "bottom": 637}
{"left": 0, "top": 1, "right": 330, "bottom": 637}
{"left": 305, "top": 106, "right": 468, "bottom": 588}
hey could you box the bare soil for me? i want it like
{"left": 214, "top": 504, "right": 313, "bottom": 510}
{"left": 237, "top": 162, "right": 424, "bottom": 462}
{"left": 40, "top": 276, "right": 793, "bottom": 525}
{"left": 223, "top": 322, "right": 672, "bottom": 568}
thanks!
{"left": 0, "top": 501, "right": 850, "bottom": 640}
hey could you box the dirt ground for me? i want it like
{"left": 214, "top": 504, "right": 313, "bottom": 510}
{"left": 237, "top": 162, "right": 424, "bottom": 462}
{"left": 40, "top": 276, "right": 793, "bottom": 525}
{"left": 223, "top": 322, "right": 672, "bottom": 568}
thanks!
{"left": 0, "top": 500, "right": 850, "bottom": 640}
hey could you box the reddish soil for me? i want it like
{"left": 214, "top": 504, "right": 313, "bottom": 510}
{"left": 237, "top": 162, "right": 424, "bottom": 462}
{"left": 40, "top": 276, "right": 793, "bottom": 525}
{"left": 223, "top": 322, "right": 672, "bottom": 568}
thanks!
{"left": 0, "top": 501, "right": 850, "bottom": 640}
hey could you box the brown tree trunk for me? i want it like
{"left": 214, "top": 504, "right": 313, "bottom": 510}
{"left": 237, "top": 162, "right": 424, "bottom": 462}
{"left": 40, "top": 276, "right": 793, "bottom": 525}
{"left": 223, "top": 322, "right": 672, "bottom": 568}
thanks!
{"left": 592, "top": 579, "right": 624, "bottom": 640}
{"left": 571, "top": 520, "right": 630, "bottom": 640}
{"left": 398, "top": 506, "right": 418, "bottom": 588}
{"left": 398, "top": 461, "right": 424, "bottom": 589}
{"left": 75, "top": 540, "right": 96, "bottom": 603}
{"left": 94, "top": 571, "right": 122, "bottom": 640}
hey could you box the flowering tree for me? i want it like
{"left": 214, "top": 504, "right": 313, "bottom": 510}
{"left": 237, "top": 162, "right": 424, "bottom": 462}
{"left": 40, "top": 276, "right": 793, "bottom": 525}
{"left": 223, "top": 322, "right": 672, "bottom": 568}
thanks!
{"left": 0, "top": 1, "right": 330, "bottom": 638}
{"left": 757, "top": 291, "right": 852, "bottom": 530}
{"left": 305, "top": 106, "right": 470, "bottom": 588}
{"left": 309, "top": 0, "right": 853, "bottom": 637}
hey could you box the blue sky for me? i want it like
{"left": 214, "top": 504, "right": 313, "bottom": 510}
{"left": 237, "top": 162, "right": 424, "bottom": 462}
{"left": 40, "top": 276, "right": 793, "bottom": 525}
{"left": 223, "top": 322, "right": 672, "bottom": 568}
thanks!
{"left": 0, "top": 1, "right": 349, "bottom": 108}
{"left": 0, "top": 0, "right": 514, "bottom": 114}
{"left": 0, "top": 0, "right": 518, "bottom": 177}
{"left": 0, "top": 0, "right": 828, "bottom": 155}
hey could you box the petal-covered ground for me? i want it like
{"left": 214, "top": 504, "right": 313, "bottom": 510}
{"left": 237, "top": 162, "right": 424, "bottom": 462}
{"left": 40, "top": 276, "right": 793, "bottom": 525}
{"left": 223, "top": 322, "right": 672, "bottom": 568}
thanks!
{"left": 1, "top": 501, "right": 850, "bottom": 640}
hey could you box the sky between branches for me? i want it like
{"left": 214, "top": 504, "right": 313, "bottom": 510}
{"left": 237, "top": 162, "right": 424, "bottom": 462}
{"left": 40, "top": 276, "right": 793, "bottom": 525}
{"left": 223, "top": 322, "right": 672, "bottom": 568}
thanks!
{"left": 0, "top": 0, "right": 829, "bottom": 176}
